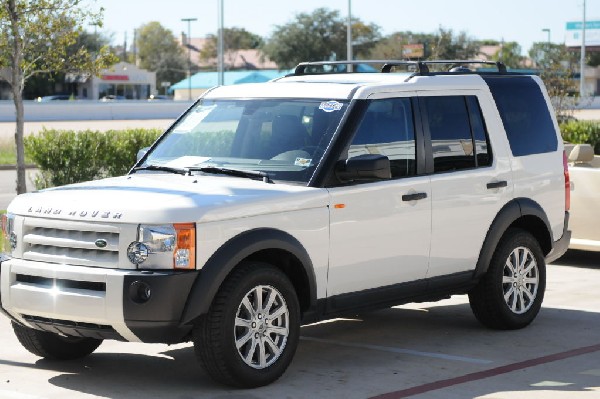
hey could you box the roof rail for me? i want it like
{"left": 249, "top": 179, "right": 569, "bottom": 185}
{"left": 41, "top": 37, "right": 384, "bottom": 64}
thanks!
{"left": 293, "top": 60, "right": 507, "bottom": 76}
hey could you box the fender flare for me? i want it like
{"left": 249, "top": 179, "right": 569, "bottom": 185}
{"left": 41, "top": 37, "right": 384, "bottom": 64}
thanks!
{"left": 474, "top": 197, "right": 552, "bottom": 279}
{"left": 180, "top": 228, "right": 317, "bottom": 325}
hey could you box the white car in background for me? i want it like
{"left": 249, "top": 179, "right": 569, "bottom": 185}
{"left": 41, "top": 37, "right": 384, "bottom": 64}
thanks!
{"left": 567, "top": 143, "right": 600, "bottom": 252}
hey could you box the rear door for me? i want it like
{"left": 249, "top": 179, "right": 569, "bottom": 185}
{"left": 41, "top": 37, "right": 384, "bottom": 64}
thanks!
{"left": 418, "top": 91, "right": 513, "bottom": 278}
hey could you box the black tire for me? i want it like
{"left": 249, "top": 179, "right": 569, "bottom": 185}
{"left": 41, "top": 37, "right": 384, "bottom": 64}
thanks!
{"left": 12, "top": 322, "right": 102, "bottom": 360}
{"left": 469, "top": 228, "right": 546, "bottom": 330}
{"left": 193, "top": 261, "right": 300, "bottom": 388}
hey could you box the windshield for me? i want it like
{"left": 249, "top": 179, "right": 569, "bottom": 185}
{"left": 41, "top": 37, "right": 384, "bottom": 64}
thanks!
{"left": 141, "top": 98, "right": 349, "bottom": 183}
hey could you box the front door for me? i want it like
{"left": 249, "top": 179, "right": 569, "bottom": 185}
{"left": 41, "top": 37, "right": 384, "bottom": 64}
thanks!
{"left": 326, "top": 95, "right": 431, "bottom": 301}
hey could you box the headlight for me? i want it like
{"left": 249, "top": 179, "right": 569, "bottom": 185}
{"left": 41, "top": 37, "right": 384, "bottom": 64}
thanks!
{"left": 127, "top": 223, "right": 196, "bottom": 270}
{"left": 1, "top": 213, "right": 16, "bottom": 256}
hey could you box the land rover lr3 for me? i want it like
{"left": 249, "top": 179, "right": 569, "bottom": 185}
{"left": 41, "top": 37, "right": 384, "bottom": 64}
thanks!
{"left": 0, "top": 61, "right": 570, "bottom": 388}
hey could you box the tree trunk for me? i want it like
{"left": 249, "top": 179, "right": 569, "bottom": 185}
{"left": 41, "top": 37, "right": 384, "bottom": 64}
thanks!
{"left": 12, "top": 87, "right": 26, "bottom": 194}
{"left": 8, "top": 0, "right": 26, "bottom": 195}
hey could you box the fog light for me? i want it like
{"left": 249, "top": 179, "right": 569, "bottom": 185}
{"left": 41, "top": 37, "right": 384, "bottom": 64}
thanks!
{"left": 129, "top": 280, "right": 152, "bottom": 303}
{"left": 127, "top": 242, "right": 149, "bottom": 265}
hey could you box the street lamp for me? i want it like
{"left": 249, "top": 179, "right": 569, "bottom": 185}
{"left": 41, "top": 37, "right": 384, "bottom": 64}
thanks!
{"left": 347, "top": 0, "right": 353, "bottom": 72}
{"left": 580, "top": 0, "right": 587, "bottom": 98}
{"left": 181, "top": 17, "right": 198, "bottom": 101}
{"left": 541, "top": 28, "right": 551, "bottom": 44}
{"left": 217, "top": 0, "right": 224, "bottom": 86}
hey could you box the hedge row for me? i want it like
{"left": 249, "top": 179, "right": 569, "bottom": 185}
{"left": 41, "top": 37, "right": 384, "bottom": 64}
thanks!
{"left": 22, "top": 120, "right": 600, "bottom": 190}
{"left": 24, "top": 128, "right": 162, "bottom": 189}
{"left": 560, "top": 120, "right": 600, "bottom": 154}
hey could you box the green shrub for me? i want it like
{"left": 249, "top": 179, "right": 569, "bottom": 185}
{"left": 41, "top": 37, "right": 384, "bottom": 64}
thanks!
{"left": 560, "top": 120, "right": 600, "bottom": 154}
{"left": 25, "top": 128, "right": 162, "bottom": 189}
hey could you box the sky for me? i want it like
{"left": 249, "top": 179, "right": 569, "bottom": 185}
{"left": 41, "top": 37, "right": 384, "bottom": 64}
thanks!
{"left": 88, "top": 0, "right": 599, "bottom": 55}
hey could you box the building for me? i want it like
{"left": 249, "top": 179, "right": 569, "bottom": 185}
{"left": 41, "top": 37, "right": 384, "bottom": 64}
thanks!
{"left": 170, "top": 70, "right": 289, "bottom": 100}
{"left": 73, "top": 62, "right": 156, "bottom": 100}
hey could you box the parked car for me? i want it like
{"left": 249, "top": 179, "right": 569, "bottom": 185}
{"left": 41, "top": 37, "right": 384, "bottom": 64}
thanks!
{"left": 100, "top": 95, "right": 126, "bottom": 102}
{"left": 36, "top": 94, "right": 72, "bottom": 101}
{"left": 0, "top": 60, "right": 570, "bottom": 388}
{"left": 566, "top": 143, "right": 600, "bottom": 251}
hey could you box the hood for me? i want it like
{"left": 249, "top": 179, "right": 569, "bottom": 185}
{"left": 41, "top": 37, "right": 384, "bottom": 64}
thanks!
{"left": 7, "top": 173, "right": 328, "bottom": 224}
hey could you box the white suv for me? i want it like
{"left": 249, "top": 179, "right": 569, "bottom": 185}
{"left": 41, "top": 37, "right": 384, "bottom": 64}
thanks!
{"left": 0, "top": 61, "right": 570, "bottom": 388}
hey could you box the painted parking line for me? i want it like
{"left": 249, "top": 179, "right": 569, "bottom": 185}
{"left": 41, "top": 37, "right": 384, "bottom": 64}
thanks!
{"left": 370, "top": 343, "right": 600, "bottom": 399}
{"left": 300, "top": 336, "right": 492, "bottom": 365}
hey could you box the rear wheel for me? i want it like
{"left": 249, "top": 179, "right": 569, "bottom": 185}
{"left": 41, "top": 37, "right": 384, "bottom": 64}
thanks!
{"left": 194, "top": 261, "right": 300, "bottom": 388}
{"left": 12, "top": 322, "right": 102, "bottom": 360}
{"left": 469, "top": 228, "right": 546, "bottom": 330}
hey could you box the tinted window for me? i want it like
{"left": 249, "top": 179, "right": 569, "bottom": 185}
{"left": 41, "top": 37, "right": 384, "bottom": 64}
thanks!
{"left": 423, "top": 96, "right": 475, "bottom": 173}
{"left": 484, "top": 76, "right": 557, "bottom": 157}
{"left": 348, "top": 98, "right": 416, "bottom": 178}
{"left": 466, "top": 96, "right": 492, "bottom": 167}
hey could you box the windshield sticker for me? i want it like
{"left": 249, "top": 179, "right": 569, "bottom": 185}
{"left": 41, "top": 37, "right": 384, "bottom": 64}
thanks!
{"left": 295, "top": 157, "right": 312, "bottom": 167}
{"left": 172, "top": 105, "right": 216, "bottom": 133}
{"left": 319, "top": 101, "right": 343, "bottom": 113}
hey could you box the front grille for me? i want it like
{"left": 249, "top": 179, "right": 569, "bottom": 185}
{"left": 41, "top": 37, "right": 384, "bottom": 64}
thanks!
{"left": 21, "top": 218, "right": 121, "bottom": 268}
{"left": 16, "top": 274, "right": 106, "bottom": 292}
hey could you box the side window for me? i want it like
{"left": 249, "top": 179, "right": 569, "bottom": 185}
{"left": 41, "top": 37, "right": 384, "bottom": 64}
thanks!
{"left": 348, "top": 98, "right": 416, "bottom": 178}
{"left": 483, "top": 76, "right": 557, "bottom": 157}
{"left": 422, "top": 95, "right": 492, "bottom": 173}
{"left": 423, "top": 96, "right": 475, "bottom": 173}
{"left": 466, "top": 96, "right": 492, "bottom": 167}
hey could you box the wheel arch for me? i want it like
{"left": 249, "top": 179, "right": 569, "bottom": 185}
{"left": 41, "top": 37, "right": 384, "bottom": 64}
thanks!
{"left": 474, "top": 198, "right": 553, "bottom": 279}
{"left": 180, "top": 228, "right": 317, "bottom": 325}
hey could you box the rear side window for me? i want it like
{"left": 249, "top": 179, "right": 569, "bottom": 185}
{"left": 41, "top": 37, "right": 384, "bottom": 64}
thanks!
{"left": 421, "top": 96, "right": 492, "bottom": 173}
{"left": 484, "top": 76, "right": 557, "bottom": 157}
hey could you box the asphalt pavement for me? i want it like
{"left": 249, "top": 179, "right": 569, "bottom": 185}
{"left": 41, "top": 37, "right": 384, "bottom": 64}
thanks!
{"left": 0, "top": 250, "right": 599, "bottom": 398}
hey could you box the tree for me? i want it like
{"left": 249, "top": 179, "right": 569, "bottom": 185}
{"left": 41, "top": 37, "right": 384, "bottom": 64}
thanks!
{"left": 368, "top": 31, "right": 434, "bottom": 60}
{"left": 492, "top": 41, "right": 524, "bottom": 69}
{"left": 428, "top": 27, "right": 479, "bottom": 61}
{"left": 136, "top": 22, "right": 187, "bottom": 88}
{"left": 529, "top": 42, "right": 579, "bottom": 120}
{"left": 262, "top": 8, "right": 381, "bottom": 69}
{"left": 200, "top": 27, "right": 263, "bottom": 69}
{"left": 0, "top": 0, "right": 117, "bottom": 194}
{"left": 367, "top": 28, "right": 479, "bottom": 66}
{"left": 23, "top": 31, "right": 114, "bottom": 99}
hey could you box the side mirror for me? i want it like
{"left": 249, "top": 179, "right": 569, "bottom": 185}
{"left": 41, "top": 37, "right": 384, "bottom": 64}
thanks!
{"left": 335, "top": 154, "right": 391, "bottom": 182}
{"left": 137, "top": 147, "right": 150, "bottom": 162}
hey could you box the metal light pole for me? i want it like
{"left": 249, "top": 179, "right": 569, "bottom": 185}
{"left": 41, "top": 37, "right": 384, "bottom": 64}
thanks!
{"left": 181, "top": 17, "right": 197, "bottom": 100}
{"left": 580, "top": 0, "right": 587, "bottom": 98}
{"left": 541, "top": 28, "right": 551, "bottom": 44}
{"left": 347, "top": 0, "right": 353, "bottom": 72}
{"left": 217, "top": 0, "right": 225, "bottom": 86}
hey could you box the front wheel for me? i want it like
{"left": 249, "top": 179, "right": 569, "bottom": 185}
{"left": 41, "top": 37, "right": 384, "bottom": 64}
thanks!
{"left": 12, "top": 322, "right": 102, "bottom": 360}
{"left": 469, "top": 228, "right": 546, "bottom": 330}
{"left": 193, "top": 261, "right": 300, "bottom": 388}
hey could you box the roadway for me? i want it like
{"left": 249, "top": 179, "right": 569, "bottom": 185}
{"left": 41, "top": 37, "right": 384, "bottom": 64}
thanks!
{"left": 0, "top": 250, "right": 598, "bottom": 398}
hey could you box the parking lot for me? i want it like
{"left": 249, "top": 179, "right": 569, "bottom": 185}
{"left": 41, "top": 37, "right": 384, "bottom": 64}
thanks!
{"left": 0, "top": 250, "right": 598, "bottom": 399}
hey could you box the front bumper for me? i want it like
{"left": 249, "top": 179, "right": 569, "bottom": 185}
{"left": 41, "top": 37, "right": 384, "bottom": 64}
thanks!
{"left": 0, "top": 258, "right": 198, "bottom": 343}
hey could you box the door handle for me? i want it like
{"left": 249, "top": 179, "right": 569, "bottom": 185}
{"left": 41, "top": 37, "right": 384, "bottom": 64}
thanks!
{"left": 486, "top": 180, "right": 508, "bottom": 189}
{"left": 402, "top": 192, "right": 427, "bottom": 201}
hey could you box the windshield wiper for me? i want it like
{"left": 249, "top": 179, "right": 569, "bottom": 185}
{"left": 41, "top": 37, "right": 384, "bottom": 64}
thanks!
{"left": 188, "top": 166, "right": 273, "bottom": 183}
{"left": 131, "top": 165, "right": 188, "bottom": 175}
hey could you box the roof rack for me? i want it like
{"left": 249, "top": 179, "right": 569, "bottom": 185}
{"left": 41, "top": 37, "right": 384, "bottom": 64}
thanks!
{"left": 293, "top": 60, "right": 507, "bottom": 76}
